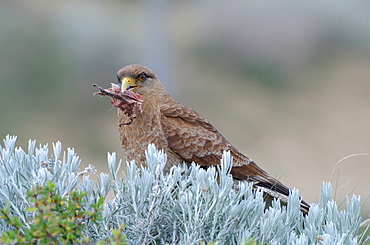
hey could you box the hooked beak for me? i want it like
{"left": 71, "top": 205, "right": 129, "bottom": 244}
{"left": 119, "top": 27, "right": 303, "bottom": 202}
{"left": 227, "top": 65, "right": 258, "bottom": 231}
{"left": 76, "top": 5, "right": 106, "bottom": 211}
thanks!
{"left": 121, "top": 77, "right": 140, "bottom": 91}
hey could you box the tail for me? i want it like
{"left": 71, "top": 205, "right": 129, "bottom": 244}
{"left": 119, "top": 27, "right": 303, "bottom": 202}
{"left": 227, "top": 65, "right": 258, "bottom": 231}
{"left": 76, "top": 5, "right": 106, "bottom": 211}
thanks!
{"left": 230, "top": 161, "right": 310, "bottom": 214}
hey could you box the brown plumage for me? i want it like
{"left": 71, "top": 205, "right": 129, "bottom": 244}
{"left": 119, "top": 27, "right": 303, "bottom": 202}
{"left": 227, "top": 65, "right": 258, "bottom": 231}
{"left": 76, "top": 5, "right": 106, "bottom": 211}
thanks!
{"left": 106, "top": 64, "right": 309, "bottom": 213}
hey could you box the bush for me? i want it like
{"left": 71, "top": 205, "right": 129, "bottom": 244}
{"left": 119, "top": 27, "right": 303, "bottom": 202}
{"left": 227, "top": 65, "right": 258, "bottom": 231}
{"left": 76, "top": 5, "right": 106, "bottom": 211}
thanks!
{"left": 1, "top": 181, "right": 105, "bottom": 244}
{"left": 0, "top": 135, "right": 368, "bottom": 244}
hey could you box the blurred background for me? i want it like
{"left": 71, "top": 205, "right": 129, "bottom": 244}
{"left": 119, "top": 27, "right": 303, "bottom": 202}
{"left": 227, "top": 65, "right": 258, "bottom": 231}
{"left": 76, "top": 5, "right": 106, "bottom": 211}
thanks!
{"left": 1, "top": 0, "right": 370, "bottom": 215}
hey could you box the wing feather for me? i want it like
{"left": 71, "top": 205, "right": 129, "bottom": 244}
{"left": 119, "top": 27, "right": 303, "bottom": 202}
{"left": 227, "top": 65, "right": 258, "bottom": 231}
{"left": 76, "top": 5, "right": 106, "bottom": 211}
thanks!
{"left": 161, "top": 97, "right": 248, "bottom": 166}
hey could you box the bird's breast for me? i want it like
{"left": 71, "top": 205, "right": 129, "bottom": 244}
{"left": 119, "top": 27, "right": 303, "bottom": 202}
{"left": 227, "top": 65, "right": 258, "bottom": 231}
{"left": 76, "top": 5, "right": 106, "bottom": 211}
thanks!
{"left": 117, "top": 107, "right": 167, "bottom": 167}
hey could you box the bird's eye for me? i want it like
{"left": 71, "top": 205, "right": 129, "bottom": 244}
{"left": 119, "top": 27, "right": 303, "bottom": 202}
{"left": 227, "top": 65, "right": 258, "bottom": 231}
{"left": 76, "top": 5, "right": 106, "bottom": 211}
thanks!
{"left": 138, "top": 72, "right": 148, "bottom": 81}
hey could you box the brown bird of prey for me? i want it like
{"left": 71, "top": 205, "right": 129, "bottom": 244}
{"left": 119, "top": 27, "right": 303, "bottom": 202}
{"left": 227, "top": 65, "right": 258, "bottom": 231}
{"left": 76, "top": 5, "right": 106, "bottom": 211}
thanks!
{"left": 95, "top": 64, "right": 310, "bottom": 213}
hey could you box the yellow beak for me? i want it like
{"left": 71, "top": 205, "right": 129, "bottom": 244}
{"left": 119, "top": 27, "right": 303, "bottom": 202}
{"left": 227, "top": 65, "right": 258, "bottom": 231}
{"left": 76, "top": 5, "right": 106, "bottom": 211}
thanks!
{"left": 121, "top": 77, "right": 138, "bottom": 91}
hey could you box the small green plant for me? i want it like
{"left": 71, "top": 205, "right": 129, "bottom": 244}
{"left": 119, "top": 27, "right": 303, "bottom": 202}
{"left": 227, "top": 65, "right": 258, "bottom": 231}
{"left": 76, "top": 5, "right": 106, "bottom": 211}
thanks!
{"left": 0, "top": 181, "right": 104, "bottom": 244}
{"left": 97, "top": 225, "right": 127, "bottom": 245}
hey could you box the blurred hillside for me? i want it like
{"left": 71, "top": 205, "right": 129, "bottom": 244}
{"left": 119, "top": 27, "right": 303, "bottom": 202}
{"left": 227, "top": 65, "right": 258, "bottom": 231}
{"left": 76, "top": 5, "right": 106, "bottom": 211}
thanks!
{"left": 1, "top": 1, "right": 370, "bottom": 214}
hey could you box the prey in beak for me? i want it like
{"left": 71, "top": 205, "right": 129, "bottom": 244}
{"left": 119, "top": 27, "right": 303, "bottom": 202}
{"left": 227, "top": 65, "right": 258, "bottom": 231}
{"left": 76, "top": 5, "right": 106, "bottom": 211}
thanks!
{"left": 93, "top": 83, "right": 143, "bottom": 126}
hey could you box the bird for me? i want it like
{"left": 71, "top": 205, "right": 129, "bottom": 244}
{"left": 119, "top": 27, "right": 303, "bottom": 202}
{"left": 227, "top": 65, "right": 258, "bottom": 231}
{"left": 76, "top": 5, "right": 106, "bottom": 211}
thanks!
{"left": 101, "top": 64, "right": 310, "bottom": 213}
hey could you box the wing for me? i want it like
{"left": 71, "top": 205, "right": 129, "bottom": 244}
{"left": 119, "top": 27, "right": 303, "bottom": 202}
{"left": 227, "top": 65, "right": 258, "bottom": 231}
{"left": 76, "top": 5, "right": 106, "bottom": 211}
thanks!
{"left": 160, "top": 97, "right": 310, "bottom": 213}
{"left": 160, "top": 97, "right": 248, "bottom": 167}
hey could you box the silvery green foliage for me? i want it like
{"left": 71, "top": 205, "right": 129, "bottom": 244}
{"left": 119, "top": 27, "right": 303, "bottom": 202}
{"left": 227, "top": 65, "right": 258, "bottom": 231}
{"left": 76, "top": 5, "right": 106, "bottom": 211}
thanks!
{"left": 0, "top": 135, "right": 366, "bottom": 244}
{"left": 106, "top": 145, "right": 364, "bottom": 244}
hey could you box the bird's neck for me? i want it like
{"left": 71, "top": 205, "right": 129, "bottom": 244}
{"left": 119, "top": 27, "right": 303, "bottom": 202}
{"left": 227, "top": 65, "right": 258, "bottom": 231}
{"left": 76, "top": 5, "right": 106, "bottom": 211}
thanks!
{"left": 117, "top": 91, "right": 163, "bottom": 126}
{"left": 140, "top": 93, "right": 162, "bottom": 117}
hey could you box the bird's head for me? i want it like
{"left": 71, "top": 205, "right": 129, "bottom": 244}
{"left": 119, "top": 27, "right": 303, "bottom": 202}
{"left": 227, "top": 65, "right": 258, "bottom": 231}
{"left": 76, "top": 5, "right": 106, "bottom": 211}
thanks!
{"left": 117, "top": 64, "right": 161, "bottom": 95}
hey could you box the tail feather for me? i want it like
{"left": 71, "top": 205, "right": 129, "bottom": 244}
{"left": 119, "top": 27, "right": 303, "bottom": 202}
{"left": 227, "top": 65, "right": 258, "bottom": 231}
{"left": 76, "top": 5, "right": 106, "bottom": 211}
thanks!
{"left": 230, "top": 162, "right": 310, "bottom": 214}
